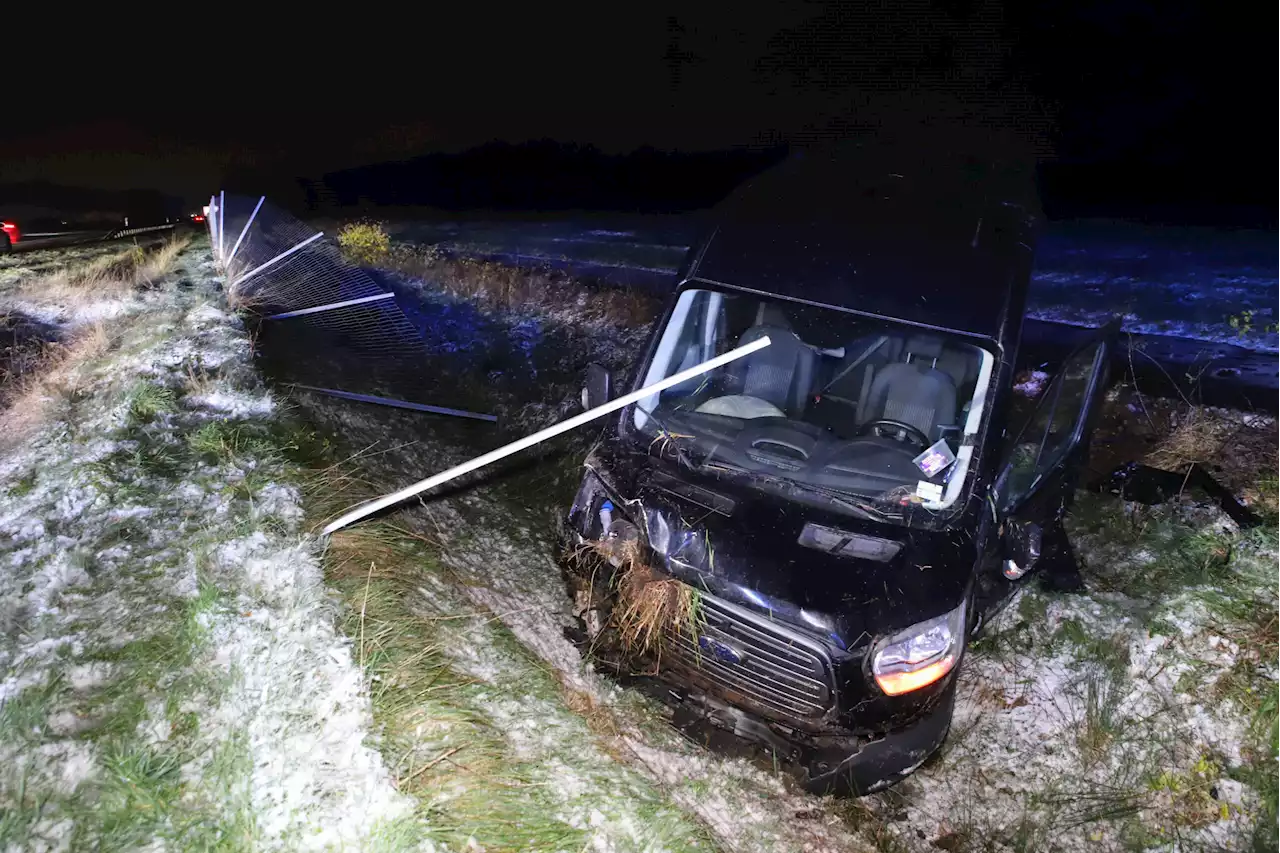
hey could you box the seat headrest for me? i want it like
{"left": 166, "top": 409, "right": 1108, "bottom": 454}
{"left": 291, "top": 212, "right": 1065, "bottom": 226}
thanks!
{"left": 904, "top": 334, "right": 945, "bottom": 360}
{"left": 755, "top": 303, "right": 791, "bottom": 329}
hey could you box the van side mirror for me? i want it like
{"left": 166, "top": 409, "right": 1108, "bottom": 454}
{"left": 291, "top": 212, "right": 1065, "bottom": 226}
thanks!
{"left": 582, "top": 364, "right": 613, "bottom": 410}
{"left": 1002, "top": 520, "right": 1042, "bottom": 580}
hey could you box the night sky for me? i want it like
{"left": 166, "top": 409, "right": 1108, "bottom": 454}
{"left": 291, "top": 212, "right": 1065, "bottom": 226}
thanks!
{"left": 1, "top": 2, "right": 1271, "bottom": 214}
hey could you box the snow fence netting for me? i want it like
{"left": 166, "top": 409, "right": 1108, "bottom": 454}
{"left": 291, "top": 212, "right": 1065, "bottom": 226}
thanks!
{"left": 209, "top": 194, "right": 493, "bottom": 420}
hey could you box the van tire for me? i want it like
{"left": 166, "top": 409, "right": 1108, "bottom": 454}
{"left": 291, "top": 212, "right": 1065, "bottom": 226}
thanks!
{"left": 0, "top": 233, "right": 10, "bottom": 253}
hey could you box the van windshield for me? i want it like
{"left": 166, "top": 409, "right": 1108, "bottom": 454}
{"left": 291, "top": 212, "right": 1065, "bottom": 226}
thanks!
{"left": 631, "top": 288, "right": 994, "bottom": 520}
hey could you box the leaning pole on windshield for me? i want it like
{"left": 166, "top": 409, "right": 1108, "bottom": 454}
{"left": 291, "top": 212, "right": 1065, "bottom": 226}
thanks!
{"left": 321, "top": 335, "right": 773, "bottom": 535}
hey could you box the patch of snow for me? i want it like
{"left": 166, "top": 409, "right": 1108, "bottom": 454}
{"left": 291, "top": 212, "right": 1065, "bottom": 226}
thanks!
{"left": 186, "top": 303, "right": 229, "bottom": 327}
{"left": 27, "top": 555, "right": 91, "bottom": 617}
{"left": 66, "top": 662, "right": 113, "bottom": 691}
{"left": 69, "top": 300, "right": 132, "bottom": 325}
{"left": 186, "top": 390, "right": 274, "bottom": 417}
{"left": 203, "top": 574, "right": 413, "bottom": 850}
{"left": 252, "top": 483, "right": 304, "bottom": 524}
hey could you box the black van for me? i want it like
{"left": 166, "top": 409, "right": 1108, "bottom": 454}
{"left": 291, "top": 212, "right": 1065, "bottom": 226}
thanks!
{"left": 560, "top": 155, "right": 1119, "bottom": 795}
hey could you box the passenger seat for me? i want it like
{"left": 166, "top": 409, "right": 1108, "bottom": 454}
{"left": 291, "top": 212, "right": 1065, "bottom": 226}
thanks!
{"left": 726, "top": 308, "right": 817, "bottom": 418}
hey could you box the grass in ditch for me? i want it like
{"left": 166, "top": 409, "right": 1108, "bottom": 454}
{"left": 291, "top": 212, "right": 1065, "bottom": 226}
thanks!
{"left": 337, "top": 220, "right": 659, "bottom": 327}
{"left": 291, "top": 432, "right": 594, "bottom": 849}
{"left": 286, "top": 421, "right": 714, "bottom": 851}
{"left": 328, "top": 550, "right": 591, "bottom": 851}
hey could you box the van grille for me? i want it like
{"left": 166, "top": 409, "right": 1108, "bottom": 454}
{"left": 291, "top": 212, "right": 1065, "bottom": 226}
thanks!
{"left": 665, "top": 593, "right": 835, "bottom": 722}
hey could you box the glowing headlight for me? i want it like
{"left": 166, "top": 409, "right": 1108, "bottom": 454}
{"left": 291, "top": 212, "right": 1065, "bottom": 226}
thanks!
{"left": 871, "top": 600, "right": 966, "bottom": 696}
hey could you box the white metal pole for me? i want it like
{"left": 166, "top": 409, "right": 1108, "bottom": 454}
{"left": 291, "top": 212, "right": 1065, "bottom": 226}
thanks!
{"left": 217, "top": 190, "right": 225, "bottom": 262}
{"left": 263, "top": 291, "right": 394, "bottom": 320}
{"left": 207, "top": 195, "right": 216, "bottom": 246}
{"left": 290, "top": 384, "right": 496, "bottom": 422}
{"left": 224, "top": 195, "right": 264, "bottom": 270}
{"left": 229, "top": 232, "right": 324, "bottom": 289}
{"left": 321, "top": 335, "right": 773, "bottom": 535}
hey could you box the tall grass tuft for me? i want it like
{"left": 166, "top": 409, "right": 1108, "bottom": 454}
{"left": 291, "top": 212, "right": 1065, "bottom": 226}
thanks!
{"left": 336, "top": 221, "right": 391, "bottom": 265}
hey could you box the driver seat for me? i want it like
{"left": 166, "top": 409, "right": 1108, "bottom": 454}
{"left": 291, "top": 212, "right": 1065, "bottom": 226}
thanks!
{"left": 860, "top": 361, "right": 957, "bottom": 443}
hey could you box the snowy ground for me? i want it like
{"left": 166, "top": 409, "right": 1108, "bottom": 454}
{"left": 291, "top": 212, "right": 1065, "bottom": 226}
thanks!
{"left": 0, "top": 242, "right": 413, "bottom": 850}
{"left": 864, "top": 494, "right": 1278, "bottom": 852}
{"left": 2, "top": 235, "right": 1274, "bottom": 851}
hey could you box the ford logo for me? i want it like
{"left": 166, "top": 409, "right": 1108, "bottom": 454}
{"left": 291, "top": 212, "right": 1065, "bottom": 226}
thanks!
{"left": 698, "top": 635, "right": 746, "bottom": 665}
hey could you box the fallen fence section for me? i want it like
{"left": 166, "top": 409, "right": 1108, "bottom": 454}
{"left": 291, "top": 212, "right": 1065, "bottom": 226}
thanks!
{"left": 207, "top": 192, "right": 496, "bottom": 423}
{"left": 263, "top": 293, "right": 396, "bottom": 321}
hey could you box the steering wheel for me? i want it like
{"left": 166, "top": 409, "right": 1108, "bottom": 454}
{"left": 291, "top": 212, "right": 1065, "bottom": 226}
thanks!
{"left": 866, "top": 418, "right": 930, "bottom": 448}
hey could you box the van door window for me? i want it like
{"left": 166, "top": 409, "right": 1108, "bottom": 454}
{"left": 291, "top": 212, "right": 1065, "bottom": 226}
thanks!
{"left": 1000, "top": 341, "right": 1105, "bottom": 508}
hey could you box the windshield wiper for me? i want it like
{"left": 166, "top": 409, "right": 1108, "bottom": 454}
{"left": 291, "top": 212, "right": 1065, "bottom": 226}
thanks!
{"left": 696, "top": 456, "right": 902, "bottom": 523}
{"left": 788, "top": 480, "right": 907, "bottom": 522}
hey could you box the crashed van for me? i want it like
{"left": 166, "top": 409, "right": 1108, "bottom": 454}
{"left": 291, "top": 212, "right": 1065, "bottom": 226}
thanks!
{"left": 560, "top": 156, "right": 1119, "bottom": 795}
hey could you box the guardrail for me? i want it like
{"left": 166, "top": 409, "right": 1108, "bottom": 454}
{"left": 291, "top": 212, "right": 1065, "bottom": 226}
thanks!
{"left": 104, "top": 224, "right": 179, "bottom": 240}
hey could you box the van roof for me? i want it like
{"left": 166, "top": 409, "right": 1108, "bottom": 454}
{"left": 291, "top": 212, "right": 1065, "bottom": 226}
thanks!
{"left": 686, "top": 158, "right": 1034, "bottom": 341}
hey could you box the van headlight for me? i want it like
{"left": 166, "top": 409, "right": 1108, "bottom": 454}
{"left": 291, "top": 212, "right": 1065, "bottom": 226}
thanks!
{"left": 870, "top": 600, "right": 966, "bottom": 696}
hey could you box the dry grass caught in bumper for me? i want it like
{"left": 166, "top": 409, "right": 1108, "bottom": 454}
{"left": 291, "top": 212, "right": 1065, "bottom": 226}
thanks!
{"left": 579, "top": 536, "right": 703, "bottom": 660}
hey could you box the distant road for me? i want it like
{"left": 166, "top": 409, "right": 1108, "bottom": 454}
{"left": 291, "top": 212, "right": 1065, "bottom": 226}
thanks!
{"left": 11, "top": 223, "right": 180, "bottom": 253}
{"left": 11, "top": 230, "right": 112, "bottom": 252}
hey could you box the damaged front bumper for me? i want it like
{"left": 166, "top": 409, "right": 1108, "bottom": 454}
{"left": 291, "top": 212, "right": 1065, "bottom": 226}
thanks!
{"left": 561, "top": 520, "right": 956, "bottom": 796}
{"left": 559, "top": 463, "right": 957, "bottom": 795}
{"left": 652, "top": 663, "right": 956, "bottom": 796}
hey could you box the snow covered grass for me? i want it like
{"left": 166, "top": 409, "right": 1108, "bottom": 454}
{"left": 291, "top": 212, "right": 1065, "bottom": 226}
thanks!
{"left": 0, "top": 240, "right": 412, "bottom": 850}
{"left": 860, "top": 492, "right": 1278, "bottom": 852}
{"left": 0, "top": 237, "right": 192, "bottom": 448}
{"left": 0, "top": 237, "right": 189, "bottom": 327}
{"left": 0, "top": 242, "right": 138, "bottom": 284}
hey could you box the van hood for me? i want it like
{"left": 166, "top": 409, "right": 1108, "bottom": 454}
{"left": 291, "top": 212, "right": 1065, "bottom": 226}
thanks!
{"left": 602, "top": 454, "right": 978, "bottom": 649}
